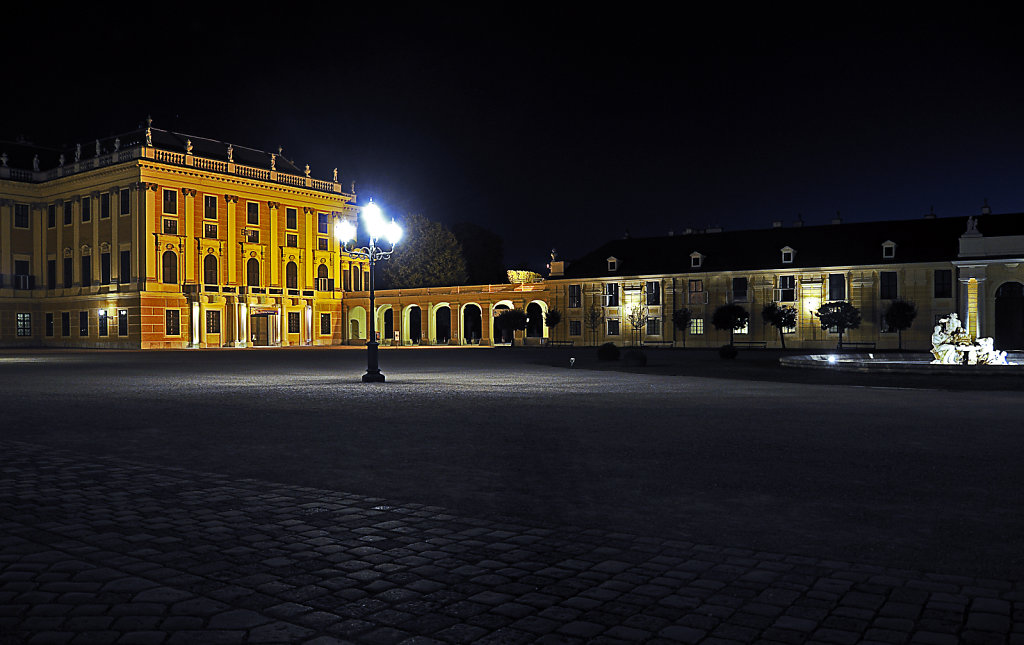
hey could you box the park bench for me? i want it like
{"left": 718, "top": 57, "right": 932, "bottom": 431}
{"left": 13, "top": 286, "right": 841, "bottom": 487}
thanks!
{"left": 546, "top": 339, "right": 575, "bottom": 347}
{"left": 640, "top": 340, "right": 674, "bottom": 348}
{"left": 733, "top": 341, "right": 768, "bottom": 349}
{"left": 838, "top": 341, "right": 876, "bottom": 350}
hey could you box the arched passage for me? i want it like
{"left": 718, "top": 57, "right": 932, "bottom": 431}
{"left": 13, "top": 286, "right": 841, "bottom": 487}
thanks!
{"left": 374, "top": 304, "right": 390, "bottom": 343}
{"left": 431, "top": 302, "right": 452, "bottom": 345}
{"left": 348, "top": 306, "right": 366, "bottom": 341}
{"left": 383, "top": 307, "right": 394, "bottom": 343}
{"left": 403, "top": 305, "right": 422, "bottom": 344}
{"left": 462, "top": 303, "right": 482, "bottom": 344}
{"left": 491, "top": 301, "right": 513, "bottom": 344}
{"left": 995, "top": 281, "right": 1024, "bottom": 349}
{"left": 526, "top": 302, "right": 544, "bottom": 338}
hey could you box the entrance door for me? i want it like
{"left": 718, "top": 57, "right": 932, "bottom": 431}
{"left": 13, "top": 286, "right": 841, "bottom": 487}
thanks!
{"left": 995, "top": 282, "right": 1024, "bottom": 350}
{"left": 252, "top": 315, "right": 270, "bottom": 346}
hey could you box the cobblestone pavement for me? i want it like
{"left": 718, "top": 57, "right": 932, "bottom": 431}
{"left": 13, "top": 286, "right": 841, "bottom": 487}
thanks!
{"left": 2, "top": 440, "right": 1022, "bottom": 645}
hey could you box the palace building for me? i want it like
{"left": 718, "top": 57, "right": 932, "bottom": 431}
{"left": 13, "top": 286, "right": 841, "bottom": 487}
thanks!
{"left": 3, "top": 122, "right": 1023, "bottom": 351}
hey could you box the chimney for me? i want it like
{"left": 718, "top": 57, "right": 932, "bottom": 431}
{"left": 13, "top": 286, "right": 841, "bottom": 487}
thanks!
{"left": 667, "top": 230, "right": 674, "bottom": 236}
{"left": 772, "top": 220, "right": 783, "bottom": 228}
{"left": 981, "top": 198, "right": 991, "bottom": 215}
{"left": 831, "top": 210, "right": 842, "bottom": 225}
{"left": 924, "top": 206, "right": 936, "bottom": 219}
{"left": 793, "top": 213, "right": 804, "bottom": 228}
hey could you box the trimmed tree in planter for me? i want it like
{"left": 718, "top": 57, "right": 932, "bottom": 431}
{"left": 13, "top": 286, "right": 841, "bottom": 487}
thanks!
{"left": 884, "top": 299, "right": 918, "bottom": 350}
{"left": 495, "top": 308, "right": 528, "bottom": 345}
{"left": 672, "top": 308, "right": 692, "bottom": 347}
{"left": 816, "top": 301, "right": 862, "bottom": 349}
{"left": 712, "top": 303, "right": 750, "bottom": 347}
{"left": 762, "top": 302, "right": 797, "bottom": 349}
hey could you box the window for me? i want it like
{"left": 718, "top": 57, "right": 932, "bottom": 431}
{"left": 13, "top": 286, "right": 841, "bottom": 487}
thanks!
{"left": 118, "top": 310, "right": 128, "bottom": 336}
{"left": 14, "top": 260, "right": 30, "bottom": 289}
{"left": 206, "top": 310, "right": 221, "bottom": 334}
{"left": 688, "top": 279, "right": 706, "bottom": 305}
{"left": 163, "top": 219, "right": 178, "bottom": 235}
{"left": 61, "top": 312, "right": 70, "bottom": 337}
{"left": 287, "top": 234, "right": 297, "bottom": 247}
{"left": 101, "top": 253, "right": 111, "bottom": 284}
{"left": 286, "top": 262, "right": 298, "bottom": 289}
{"left": 119, "top": 188, "right": 131, "bottom": 216}
{"left": 286, "top": 207, "right": 298, "bottom": 230}
{"left": 781, "top": 247, "right": 795, "bottom": 264}
{"left": 349, "top": 266, "right": 358, "bottom": 291}
{"left": 318, "top": 212, "right": 329, "bottom": 235}
{"left": 162, "top": 251, "right": 177, "bottom": 284}
{"left": 98, "top": 311, "right": 108, "bottom": 337}
{"left": 48, "top": 204, "right": 56, "bottom": 228}
{"left": 569, "top": 284, "right": 582, "bottom": 309}
{"left": 646, "top": 281, "right": 661, "bottom": 306}
{"left": 119, "top": 250, "right": 130, "bottom": 284}
{"left": 79, "top": 311, "right": 88, "bottom": 337}
{"left": 736, "top": 320, "right": 749, "bottom": 335}
{"left": 828, "top": 273, "right": 846, "bottom": 301}
{"left": 880, "top": 271, "right": 898, "bottom": 300}
{"left": 320, "top": 313, "right": 331, "bottom": 335}
{"left": 81, "top": 256, "right": 92, "bottom": 287}
{"left": 607, "top": 318, "right": 620, "bottom": 336}
{"left": 162, "top": 189, "right": 177, "bottom": 215}
{"left": 100, "top": 193, "right": 110, "bottom": 219}
{"left": 934, "top": 269, "right": 953, "bottom": 298}
{"left": 776, "top": 275, "right": 796, "bottom": 302}
{"left": 318, "top": 237, "right": 329, "bottom": 251}
{"left": 783, "top": 319, "right": 796, "bottom": 334}
{"left": 81, "top": 197, "right": 91, "bottom": 223}
{"left": 690, "top": 253, "right": 702, "bottom": 268}
{"left": 247, "top": 202, "right": 259, "bottom": 225}
{"left": 603, "top": 283, "right": 619, "bottom": 307}
{"left": 646, "top": 317, "right": 661, "bottom": 336}
{"left": 165, "top": 309, "right": 180, "bottom": 336}
{"left": 63, "top": 202, "right": 72, "bottom": 225}
{"left": 16, "top": 313, "right": 31, "bottom": 337}
{"left": 204, "top": 195, "right": 218, "bottom": 219}
{"left": 732, "top": 277, "right": 748, "bottom": 302}
{"left": 47, "top": 260, "right": 56, "bottom": 290}
{"left": 14, "top": 203, "right": 29, "bottom": 228}
{"left": 245, "top": 229, "right": 260, "bottom": 244}
{"left": 288, "top": 311, "right": 300, "bottom": 334}
{"left": 204, "top": 223, "right": 217, "bottom": 238}
{"left": 882, "top": 241, "right": 896, "bottom": 259}
{"left": 203, "top": 255, "right": 218, "bottom": 285}
{"left": 569, "top": 320, "right": 582, "bottom": 336}
{"left": 690, "top": 318, "right": 704, "bottom": 335}
{"left": 607, "top": 257, "right": 617, "bottom": 272}
{"left": 45, "top": 313, "right": 54, "bottom": 337}
{"left": 63, "top": 257, "right": 73, "bottom": 287}
{"left": 246, "top": 258, "right": 260, "bottom": 287}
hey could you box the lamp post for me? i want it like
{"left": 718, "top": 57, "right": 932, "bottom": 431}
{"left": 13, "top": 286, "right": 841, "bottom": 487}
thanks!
{"left": 335, "top": 200, "right": 402, "bottom": 382}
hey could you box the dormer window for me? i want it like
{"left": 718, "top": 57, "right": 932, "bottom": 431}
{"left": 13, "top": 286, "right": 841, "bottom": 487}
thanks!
{"left": 690, "top": 252, "right": 704, "bottom": 268}
{"left": 882, "top": 240, "right": 896, "bottom": 259}
{"left": 781, "top": 246, "right": 795, "bottom": 264}
{"left": 607, "top": 256, "right": 618, "bottom": 272}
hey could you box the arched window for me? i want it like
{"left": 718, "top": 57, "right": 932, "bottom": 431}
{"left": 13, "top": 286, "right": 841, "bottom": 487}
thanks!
{"left": 317, "top": 264, "right": 329, "bottom": 280}
{"left": 246, "top": 258, "right": 260, "bottom": 287}
{"left": 162, "top": 251, "right": 178, "bottom": 284}
{"left": 286, "top": 262, "right": 298, "bottom": 289}
{"left": 316, "top": 263, "right": 329, "bottom": 291}
{"left": 203, "top": 254, "right": 218, "bottom": 285}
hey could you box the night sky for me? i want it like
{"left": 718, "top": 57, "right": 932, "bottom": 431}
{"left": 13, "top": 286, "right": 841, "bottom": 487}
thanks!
{"left": 4, "top": 12, "right": 1024, "bottom": 272}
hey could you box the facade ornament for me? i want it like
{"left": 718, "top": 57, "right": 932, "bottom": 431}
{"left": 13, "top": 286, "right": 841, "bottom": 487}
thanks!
{"left": 95, "top": 139, "right": 101, "bottom": 157}
{"left": 59, "top": 154, "right": 65, "bottom": 167}
{"left": 270, "top": 154, "right": 276, "bottom": 171}
{"left": 114, "top": 138, "right": 120, "bottom": 151}
{"left": 551, "top": 248, "right": 559, "bottom": 261}
{"left": 33, "top": 154, "right": 40, "bottom": 172}
{"left": 185, "top": 139, "right": 193, "bottom": 154}
{"left": 930, "top": 313, "right": 1011, "bottom": 365}
{"left": 333, "top": 168, "right": 338, "bottom": 182}
{"left": 145, "top": 128, "right": 152, "bottom": 146}
{"left": 304, "top": 164, "right": 310, "bottom": 178}
{"left": 1, "top": 152, "right": 6, "bottom": 167}
{"left": 226, "top": 143, "right": 233, "bottom": 162}
{"left": 278, "top": 145, "right": 283, "bottom": 155}
{"left": 964, "top": 216, "right": 980, "bottom": 237}
{"left": 74, "top": 144, "right": 81, "bottom": 162}
{"left": 350, "top": 180, "right": 356, "bottom": 194}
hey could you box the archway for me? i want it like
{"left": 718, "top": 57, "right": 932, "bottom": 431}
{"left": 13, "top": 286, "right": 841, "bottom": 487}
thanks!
{"left": 526, "top": 302, "right": 544, "bottom": 337}
{"left": 462, "top": 303, "right": 482, "bottom": 344}
{"left": 383, "top": 308, "right": 394, "bottom": 343}
{"left": 435, "top": 306, "right": 451, "bottom": 344}
{"left": 995, "top": 281, "right": 1024, "bottom": 349}
{"left": 348, "top": 306, "right": 366, "bottom": 342}
{"left": 403, "top": 305, "right": 422, "bottom": 344}
{"left": 492, "top": 302, "right": 512, "bottom": 343}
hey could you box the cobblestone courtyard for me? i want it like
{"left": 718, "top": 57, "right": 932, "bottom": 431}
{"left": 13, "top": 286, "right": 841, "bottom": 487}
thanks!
{"left": 1, "top": 348, "right": 1022, "bottom": 644}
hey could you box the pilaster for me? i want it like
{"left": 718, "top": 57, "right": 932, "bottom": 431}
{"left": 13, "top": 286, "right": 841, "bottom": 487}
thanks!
{"left": 268, "top": 202, "right": 279, "bottom": 286}
{"left": 183, "top": 188, "right": 196, "bottom": 283}
{"left": 225, "top": 195, "right": 239, "bottom": 283}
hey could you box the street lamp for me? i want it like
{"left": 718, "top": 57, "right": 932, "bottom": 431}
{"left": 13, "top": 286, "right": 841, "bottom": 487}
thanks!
{"left": 335, "top": 200, "right": 402, "bottom": 382}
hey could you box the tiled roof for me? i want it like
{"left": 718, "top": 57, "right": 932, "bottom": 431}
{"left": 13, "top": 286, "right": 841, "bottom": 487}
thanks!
{"left": 563, "top": 213, "right": 1024, "bottom": 278}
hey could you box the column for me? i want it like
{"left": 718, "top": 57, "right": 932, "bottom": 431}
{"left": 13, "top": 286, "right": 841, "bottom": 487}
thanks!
{"left": 0, "top": 200, "right": 11, "bottom": 278}
{"left": 304, "top": 207, "right": 315, "bottom": 288}
{"left": 91, "top": 193, "right": 100, "bottom": 285}
{"left": 141, "top": 183, "right": 157, "bottom": 282}
{"left": 72, "top": 197, "right": 81, "bottom": 285}
{"left": 449, "top": 304, "right": 458, "bottom": 345}
{"left": 226, "top": 195, "right": 239, "bottom": 283}
{"left": 110, "top": 188, "right": 120, "bottom": 283}
{"left": 268, "top": 202, "right": 279, "bottom": 286}
{"left": 482, "top": 304, "right": 491, "bottom": 345}
{"left": 183, "top": 189, "right": 196, "bottom": 283}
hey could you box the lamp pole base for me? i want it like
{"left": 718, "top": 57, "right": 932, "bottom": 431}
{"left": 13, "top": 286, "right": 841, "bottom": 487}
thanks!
{"left": 362, "top": 371, "right": 385, "bottom": 383}
{"left": 363, "top": 341, "right": 385, "bottom": 382}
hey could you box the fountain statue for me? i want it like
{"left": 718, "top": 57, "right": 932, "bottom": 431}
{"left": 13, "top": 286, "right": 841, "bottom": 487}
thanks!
{"left": 930, "top": 313, "right": 1010, "bottom": 365}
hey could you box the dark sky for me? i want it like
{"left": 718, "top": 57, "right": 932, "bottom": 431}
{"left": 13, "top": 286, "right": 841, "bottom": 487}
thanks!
{"left": 4, "top": 11, "right": 1024, "bottom": 271}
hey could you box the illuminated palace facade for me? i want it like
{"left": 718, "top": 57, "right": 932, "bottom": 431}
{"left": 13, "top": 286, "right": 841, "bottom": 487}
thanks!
{"left": 2, "top": 124, "right": 1024, "bottom": 350}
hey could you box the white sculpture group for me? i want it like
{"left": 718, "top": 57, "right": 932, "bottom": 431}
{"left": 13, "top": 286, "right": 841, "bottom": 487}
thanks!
{"left": 931, "top": 313, "right": 1010, "bottom": 365}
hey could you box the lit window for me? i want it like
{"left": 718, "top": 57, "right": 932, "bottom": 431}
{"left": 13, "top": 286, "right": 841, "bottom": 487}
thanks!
{"left": 603, "top": 283, "right": 619, "bottom": 307}
{"left": 206, "top": 310, "right": 221, "bottom": 334}
{"left": 118, "top": 310, "right": 129, "bottom": 336}
{"left": 16, "top": 313, "right": 31, "bottom": 337}
{"left": 98, "top": 310, "right": 108, "bottom": 337}
{"left": 690, "top": 318, "right": 704, "bottom": 335}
